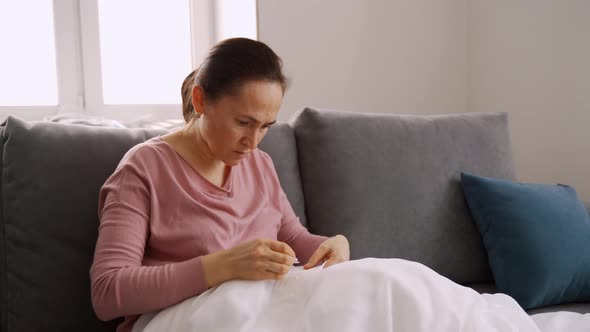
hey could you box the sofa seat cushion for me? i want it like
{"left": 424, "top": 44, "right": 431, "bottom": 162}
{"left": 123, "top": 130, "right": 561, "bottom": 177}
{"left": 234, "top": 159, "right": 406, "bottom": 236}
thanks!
{"left": 290, "top": 108, "right": 517, "bottom": 284}
{"left": 467, "top": 283, "right": 590, "bottom": 316}
{"left": 528, "top": 303, "right": 590, "bottom": 315}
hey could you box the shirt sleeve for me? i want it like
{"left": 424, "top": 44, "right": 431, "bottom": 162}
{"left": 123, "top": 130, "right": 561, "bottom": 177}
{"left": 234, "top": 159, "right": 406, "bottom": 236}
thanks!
{"left": 277, "top": 190, "right": 328, "bottom": 264}
{"left": 90, "top": 157, "right": 208, "bottom": 321}
{"left": 257, "top": 151, "right": 328, "bottom": 263}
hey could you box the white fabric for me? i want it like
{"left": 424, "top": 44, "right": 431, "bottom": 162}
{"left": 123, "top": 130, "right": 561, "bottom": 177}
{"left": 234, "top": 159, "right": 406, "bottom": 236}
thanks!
{"left": 135, "top": 258, "right": 551, "bottom": 332}
{"left": 531, "top": 311, "right": 590, "bottom": 332}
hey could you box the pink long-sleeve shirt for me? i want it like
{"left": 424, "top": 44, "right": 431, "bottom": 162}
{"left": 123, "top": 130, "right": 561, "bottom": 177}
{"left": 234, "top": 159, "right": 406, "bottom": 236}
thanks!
{"left": 90, "top": 136, "right": 327, "bottom": 332}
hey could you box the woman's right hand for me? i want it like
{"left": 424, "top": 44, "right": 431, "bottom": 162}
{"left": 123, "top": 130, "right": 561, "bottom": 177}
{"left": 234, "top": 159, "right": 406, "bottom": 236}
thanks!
{"left": 202, "top": 239, "right": 296, "bottom": 288}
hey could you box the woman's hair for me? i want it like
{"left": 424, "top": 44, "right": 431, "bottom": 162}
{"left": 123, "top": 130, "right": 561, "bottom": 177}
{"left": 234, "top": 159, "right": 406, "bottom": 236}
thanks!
{"left": 181, "top": 38, "right": 288, "bottom": 123}
{"left": 181, "top": 70, "right": 198, "bottom": 122}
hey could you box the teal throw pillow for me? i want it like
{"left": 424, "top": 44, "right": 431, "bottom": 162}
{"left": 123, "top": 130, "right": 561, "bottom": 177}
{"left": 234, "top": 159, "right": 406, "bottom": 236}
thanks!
{"left": 460, "top": 172, "right": 590, "bottom": 310}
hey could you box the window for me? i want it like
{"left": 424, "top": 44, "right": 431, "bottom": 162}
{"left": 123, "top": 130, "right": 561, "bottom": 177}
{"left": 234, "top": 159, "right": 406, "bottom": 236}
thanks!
{"left": 0, "top": 0, "right": 257, "bottom": 124}
{"left": 0, "top": 0, "right": 58, "bottom": 106}
{"left": 97, "top": 1, "right": 192, "bottom": 105}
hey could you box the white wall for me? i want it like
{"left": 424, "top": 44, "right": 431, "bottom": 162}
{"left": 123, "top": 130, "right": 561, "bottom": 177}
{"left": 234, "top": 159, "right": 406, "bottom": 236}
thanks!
{"left": 259, "top": 0, "right": 590, "bottom": 199}
{"left": 470, "top": 1, "right": 590, "bottom": 198}
{"left": 257, "top": 0, "right": 469, "bottom": 119}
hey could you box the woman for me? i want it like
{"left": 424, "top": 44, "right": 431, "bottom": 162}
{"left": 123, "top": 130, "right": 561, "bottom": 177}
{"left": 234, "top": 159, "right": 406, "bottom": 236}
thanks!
{"left": 90, "top": 38, "right": 350, "bottom": 332}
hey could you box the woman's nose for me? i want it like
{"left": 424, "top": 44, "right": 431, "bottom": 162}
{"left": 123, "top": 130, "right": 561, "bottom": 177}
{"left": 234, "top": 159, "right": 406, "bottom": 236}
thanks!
{"left": 243, "top": 129, "right": 260, "bottom": 149}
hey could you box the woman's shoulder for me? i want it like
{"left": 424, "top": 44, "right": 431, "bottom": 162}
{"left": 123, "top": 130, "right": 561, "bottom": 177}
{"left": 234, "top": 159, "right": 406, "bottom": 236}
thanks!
{"left": 248, "top": 148, "right": 275, "bottom": 170}
{"left": 117, "top": 136, "right": 170, "bottom": 170}
{"left": 243, "top": 149, "right": 281, "bottom": 186}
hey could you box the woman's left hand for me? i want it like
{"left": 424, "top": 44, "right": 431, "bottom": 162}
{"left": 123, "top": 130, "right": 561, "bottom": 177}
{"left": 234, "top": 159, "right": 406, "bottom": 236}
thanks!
{"left": 304, "top": 234, "right": 350, "bottom": 269}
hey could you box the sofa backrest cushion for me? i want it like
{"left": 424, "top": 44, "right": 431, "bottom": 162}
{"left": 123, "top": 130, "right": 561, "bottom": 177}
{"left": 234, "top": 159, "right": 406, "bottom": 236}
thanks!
{"left": 0, "top": 118, "right": 159, "bottom": 331}
{"left": 0, "top": 117, "right": 166, "bottom": 332}
{"left": 291, "top": 108, "right": 517, "bottom": 284}
{"left": 0, "top": 116, "right": 303, "bottom": 332}
{"left": 258, "top": 123, "right": 308, "bottom": 226}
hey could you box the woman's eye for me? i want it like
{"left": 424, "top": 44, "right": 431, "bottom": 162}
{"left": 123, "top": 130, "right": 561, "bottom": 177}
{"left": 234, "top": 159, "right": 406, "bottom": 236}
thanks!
{"left": 237, "top": 120, "right": 249, "bottom": 126}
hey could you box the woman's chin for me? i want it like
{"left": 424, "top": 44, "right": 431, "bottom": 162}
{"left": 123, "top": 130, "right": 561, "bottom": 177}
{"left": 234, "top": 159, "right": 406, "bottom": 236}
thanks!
{"left": 223, "top": 151, "right": 249, "bottom": 166}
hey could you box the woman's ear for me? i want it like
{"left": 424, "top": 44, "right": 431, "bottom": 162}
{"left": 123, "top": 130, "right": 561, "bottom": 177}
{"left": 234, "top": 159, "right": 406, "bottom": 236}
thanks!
{"left": 192, "top": 85, "right": 205, "bottom": 118}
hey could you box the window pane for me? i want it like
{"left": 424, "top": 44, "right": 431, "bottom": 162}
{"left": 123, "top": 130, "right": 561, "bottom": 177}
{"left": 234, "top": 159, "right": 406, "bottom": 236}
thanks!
{"left": 98, "top": 0, "right": 192, "bottom": 104}
{"left": 216, "top": 0, "right": 257, "bottom": 41}
{"left": 0, "top": 0, "right": 58, "bottom": 106}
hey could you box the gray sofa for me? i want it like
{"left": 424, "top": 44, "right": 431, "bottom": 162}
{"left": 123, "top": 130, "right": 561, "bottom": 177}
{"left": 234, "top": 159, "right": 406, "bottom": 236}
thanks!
{"left": 0, "top": 108, "right": 588, "bottom": 331}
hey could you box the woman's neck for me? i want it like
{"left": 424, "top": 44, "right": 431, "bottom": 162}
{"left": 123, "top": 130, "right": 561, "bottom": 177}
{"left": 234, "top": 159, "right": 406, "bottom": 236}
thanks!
{"left": 182, "top": 124, "right": 226, "bottom": 173}
{"left": 177, "top": 124, "right": 231, "bottom": 189}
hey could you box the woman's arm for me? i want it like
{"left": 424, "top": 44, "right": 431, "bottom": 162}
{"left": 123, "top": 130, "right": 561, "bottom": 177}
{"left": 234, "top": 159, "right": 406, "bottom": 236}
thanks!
{"left": 258, "top": 151, "right": 330, "bottom": 264}
{"left": 90, "top": 157, "right": 211, "bottom": 321}
{"left": 276, "top": 192, "right": 329, "bottom": 264}
{"left": 92, "top": 200, "right": 298, "bottom": 321}
{"left": 90, "top": 200, "right": 207, "bottom": 321}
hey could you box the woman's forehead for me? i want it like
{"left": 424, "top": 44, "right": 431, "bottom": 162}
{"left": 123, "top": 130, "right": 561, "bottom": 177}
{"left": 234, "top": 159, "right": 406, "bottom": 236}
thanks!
{"left": 218, "top": 81, "right": 282, "bottom": 119}
{"left": 234, "top": 80, "right": 283, "bottom": 101}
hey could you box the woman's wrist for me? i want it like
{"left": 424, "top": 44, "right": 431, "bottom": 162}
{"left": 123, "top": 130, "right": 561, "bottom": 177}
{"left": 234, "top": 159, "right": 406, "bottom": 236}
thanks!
{"left": 202, "top": 250, "right": 233, "bottom": 288}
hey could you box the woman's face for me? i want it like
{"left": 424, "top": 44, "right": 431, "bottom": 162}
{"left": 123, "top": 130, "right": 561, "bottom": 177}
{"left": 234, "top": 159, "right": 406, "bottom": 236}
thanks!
{"left": 194, "top": 80, "right": 283, "bottom": 166}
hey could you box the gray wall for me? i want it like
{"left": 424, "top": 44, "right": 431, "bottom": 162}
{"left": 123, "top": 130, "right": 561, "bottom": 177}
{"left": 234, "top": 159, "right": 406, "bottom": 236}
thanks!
{"left": 469, "top": 0, "right": 590, "bottom": 199}
{"left": 258, "top": 0, "right": 469, "bottom": 118}
{"left": 258, "top": 0, "right": 590, "bottom": 199}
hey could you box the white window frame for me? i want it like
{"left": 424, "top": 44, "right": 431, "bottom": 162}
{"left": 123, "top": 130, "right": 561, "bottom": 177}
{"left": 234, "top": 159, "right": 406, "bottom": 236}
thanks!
{"left": 0, "top": 0, "right": 258, "bottom": 124}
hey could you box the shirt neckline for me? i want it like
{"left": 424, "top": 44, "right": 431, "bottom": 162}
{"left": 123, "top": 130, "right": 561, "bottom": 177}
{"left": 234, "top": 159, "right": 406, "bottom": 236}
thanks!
{"left": 156, "top": 135, "right": 234, "bottom": 197}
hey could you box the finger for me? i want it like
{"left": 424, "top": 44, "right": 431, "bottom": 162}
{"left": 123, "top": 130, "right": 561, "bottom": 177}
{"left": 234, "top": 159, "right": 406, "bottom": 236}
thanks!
{"left": 267, "top": 240, "right": 296, "bottom": 258}
{"left": 264, "top": 261, "right": 291, "bottom": 275}
{"left": 322, "top": 257, "right": 342, "bottom": 269}
{"left": 253, "top": 270, "right": 285, "bottom": 281}
{"left": 267, "top": 271, "right": 286, "bottom": 280}
{"left": 267, "top": 250, "right": 295, "bottom": 265}
{"left": 304, "top": 246, "right": 328, "bottom": 269}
